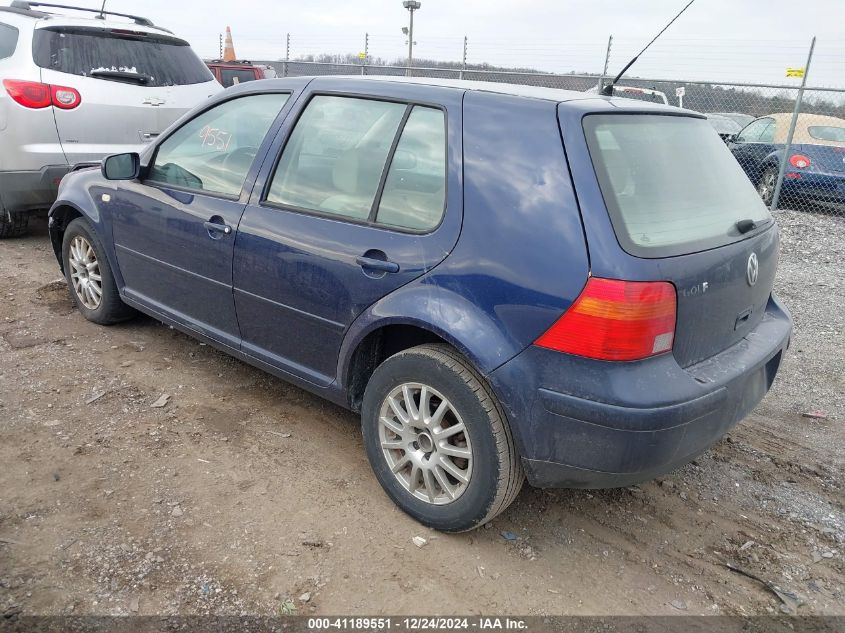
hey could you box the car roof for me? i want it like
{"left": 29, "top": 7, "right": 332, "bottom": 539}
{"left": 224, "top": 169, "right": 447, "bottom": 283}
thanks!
{"left": 764, "top": 112, "right": 845, "bottom": 147}
{"left": 249, "top": 75, "right": 694, "bottom": 113}
{"left": 0, "top": 3, "right": 171, "bottom": 34}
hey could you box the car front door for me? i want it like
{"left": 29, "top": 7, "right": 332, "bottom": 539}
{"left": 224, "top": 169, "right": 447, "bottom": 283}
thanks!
{"left": 109, "top": 91, "right": 293, "bottom": 348}
{"left": 233, "top": 81, "right": 463, "bottom": 386}
{"left": 729, "top": 117, "right": 776, "bottom": 183}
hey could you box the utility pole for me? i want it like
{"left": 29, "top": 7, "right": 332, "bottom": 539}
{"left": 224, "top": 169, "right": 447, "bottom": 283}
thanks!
{"left": 362, "top": 32, "right": 369, "bottom": 75}
{"left": 284, "top": 33, "right": 290, "bottom": 77}
{"left": 403, "top": 1, "right": 421, "bottom": 76}
{"left": 218, "top": 33, "right": 223, "bottom": 59}
{"left": 597, "top": 34, "right": 612, "bottom": 91}
{"left": 460, "top": 35, "right": 467, "bottom": 80}
{"left": 771, "top": 36, "right": 816, "bottom": 211}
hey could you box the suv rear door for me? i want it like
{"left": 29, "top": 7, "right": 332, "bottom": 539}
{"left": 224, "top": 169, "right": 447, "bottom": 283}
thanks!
{"left": 33, "top": 24, "right": 219, "bottom": 163}
{"left": 565, "top": 107, "right": 778, "bottom": 368}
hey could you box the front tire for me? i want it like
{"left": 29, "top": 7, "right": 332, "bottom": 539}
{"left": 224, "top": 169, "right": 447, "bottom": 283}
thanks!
{"left": 361, "top": 344, "right": 523, "bottom": 532}
{"left": 62, "top": 217, "right": 136, "bottom": 325}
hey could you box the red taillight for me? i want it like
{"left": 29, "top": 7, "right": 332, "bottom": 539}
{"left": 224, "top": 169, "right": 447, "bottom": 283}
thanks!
{"left": 3, "top": 79, "right": 51, "bottom": 108}
{"left": 2, "top": 79, "right": 81, "bottom": 109}
{"left": 51, "top": 85, "right": 81, "bottom": 109}
{"left": 789, "top": 154, "right": 811, "bottom": 169}
{"left": 535, "top": 277, "right": 677, "bottom": 361}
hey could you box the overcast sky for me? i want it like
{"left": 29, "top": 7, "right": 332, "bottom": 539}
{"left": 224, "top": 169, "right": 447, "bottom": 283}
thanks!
{"left": 4, "top": 0, "right": 844, "bottom": 86}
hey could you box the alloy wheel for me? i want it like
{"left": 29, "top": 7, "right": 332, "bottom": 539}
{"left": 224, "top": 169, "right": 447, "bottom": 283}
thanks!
{"left": 69, "top": 235, "right": 103, "bottom": 310}
{"left": 378, "top": 383, "right": 473, "bottom": 505}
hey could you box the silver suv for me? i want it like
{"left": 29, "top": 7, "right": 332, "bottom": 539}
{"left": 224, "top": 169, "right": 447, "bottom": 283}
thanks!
{"left": 0, "top": 1, "right": 221, "bottom": 237}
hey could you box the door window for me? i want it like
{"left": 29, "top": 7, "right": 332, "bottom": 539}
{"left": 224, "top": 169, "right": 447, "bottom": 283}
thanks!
{"left": 0, "top": 22, "right": 17, "bottom": 59}
{"left": 267, "top": 96, "right": 407, "bottom": 221}
{"left": 736, "top": 118, "right": 774, "bottom": 143}
{"left": 148, "top": 93, "right": 289, "bottom": 196}
{"left": 376, "top": 106, "right": 446, "bottom": 231}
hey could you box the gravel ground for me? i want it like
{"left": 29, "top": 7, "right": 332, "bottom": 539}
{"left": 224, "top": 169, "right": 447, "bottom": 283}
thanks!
{"left": 0, "top": 210, "right": 843, "bottom": 618}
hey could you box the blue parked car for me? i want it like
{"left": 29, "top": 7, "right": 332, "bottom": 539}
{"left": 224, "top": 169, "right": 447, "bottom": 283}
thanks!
{"left": 47, "top": 77, "right": 792, "bottom": 532}
{"left": 729, "top": 112, "right": 845, "bottom": 209}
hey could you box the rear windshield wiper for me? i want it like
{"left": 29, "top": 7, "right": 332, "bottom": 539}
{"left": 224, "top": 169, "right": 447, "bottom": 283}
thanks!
{"left": 736, "top": 219, "right": 758, "bottom": 234}
{"left": 89, "top": 70, "right": 152, "bottom": 85}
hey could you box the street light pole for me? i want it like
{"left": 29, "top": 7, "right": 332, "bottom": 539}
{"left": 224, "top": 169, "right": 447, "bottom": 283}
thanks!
{"left": 403, "top": 1, "right": 421, "bottom": 76}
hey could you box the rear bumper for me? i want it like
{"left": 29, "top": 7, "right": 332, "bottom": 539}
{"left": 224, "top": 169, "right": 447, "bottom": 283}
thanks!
{"left": 0, "top": 166, "right": 70, "bottom": 214}
{"left": 489, "top": 294, "right": 792, "bottom": 488}
{"left": 782, "top": 172, "right": 845, "bottom": 205}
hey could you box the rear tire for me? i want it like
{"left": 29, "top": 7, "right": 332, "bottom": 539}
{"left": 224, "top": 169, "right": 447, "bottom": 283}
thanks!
{"left": 361, "top": 344, "right": 524, "bottom": 532}
{"left": 62, "top": 217, "right": 136, "bottom": 325}
{"left": 0, "top": 211, "right": 30, "bottom": 238}
{"left": 757, "top": 166, "right": 778, "bottom": 208}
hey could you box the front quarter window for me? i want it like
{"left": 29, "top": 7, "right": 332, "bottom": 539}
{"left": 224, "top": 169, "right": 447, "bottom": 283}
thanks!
{"left": 147, "top": 93, "right": 289, "bottom": 196}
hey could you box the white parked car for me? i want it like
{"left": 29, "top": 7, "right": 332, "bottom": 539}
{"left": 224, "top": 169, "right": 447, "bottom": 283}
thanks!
{"left": 0, "top": 1, "right": 221, "bottom": 236}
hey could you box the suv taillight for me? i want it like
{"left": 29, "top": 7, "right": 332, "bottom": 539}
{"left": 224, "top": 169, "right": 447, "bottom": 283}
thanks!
{"left": 535, "top": 277, "right": 677, "bottom": 361}
{"left": 3, "top": 79, "right": 81, "bottom": 110}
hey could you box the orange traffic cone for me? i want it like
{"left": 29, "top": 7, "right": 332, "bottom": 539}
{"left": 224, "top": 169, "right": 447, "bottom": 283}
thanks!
{"left": 223, "top": 26, "right": 236, "bottom": 62}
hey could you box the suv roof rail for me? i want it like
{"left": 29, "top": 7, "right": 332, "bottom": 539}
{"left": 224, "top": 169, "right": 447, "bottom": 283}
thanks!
{"left": 8, "top": 1, "right": 156, "bottom": 28}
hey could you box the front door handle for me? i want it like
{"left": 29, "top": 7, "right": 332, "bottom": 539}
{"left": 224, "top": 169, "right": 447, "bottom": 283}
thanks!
{"left": 356, "top": 256, "right": 399, "bottom": 274}
{"left": 203, "top": 220, "right": 232, "bottom": 235}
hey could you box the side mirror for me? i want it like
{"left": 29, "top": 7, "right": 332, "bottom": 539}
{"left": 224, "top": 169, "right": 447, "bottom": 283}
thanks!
{"left": 726, "top": 134, "right": 737, "bottom": 144}
{"left": 102, "top": 152, "right": 140, "bottom": 180}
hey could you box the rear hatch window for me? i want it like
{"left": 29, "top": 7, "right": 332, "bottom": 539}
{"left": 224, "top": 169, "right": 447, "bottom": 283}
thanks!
{"left": 584, "top": 114, "right": 772, "bottom": 258}
{"left": 0, "top": 22, "right": 18, "bottom": 59}
{"left": 220, "top": 68, "right": 258, "bottom": 87}
{"left": 33, "top": 27, "right": 214, "bottom": 87}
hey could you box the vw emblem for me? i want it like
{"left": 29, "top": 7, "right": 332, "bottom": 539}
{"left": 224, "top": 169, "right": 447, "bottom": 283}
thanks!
{"left": 746, "top": 252, "right": 759, "bottom": 287}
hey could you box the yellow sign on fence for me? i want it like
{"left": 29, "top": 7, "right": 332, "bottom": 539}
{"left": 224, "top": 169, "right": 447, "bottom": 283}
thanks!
{"left": 786, "top": 67, "right": 805, "bottom": 78}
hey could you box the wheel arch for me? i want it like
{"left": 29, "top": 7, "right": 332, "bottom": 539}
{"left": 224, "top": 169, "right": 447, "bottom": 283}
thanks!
{"left": 48, "top": 202, "right": 85, "bottom": 272}
{"left": 338, "top": 287, "right": 521, "bottom": 412}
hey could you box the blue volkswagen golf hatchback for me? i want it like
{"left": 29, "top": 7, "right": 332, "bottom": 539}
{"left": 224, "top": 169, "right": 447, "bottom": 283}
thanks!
{"left": 48, "top": 77, "right": 792, "bottom": 531}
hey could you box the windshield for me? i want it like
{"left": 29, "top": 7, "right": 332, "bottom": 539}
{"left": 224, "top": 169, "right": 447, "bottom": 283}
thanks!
{"left": 584, "top": 114, "right": 772, "bottom": 258}
{"left": 33, "top": 27, "right": 214, "bottom": 86}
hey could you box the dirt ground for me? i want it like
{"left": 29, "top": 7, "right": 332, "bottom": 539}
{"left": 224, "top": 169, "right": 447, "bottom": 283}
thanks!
{"left": 0, "top": 211, "right": 843, "bottom": 618}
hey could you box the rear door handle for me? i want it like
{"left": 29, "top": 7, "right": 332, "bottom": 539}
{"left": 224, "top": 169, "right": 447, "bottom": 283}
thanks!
{"left": 356, "top": 256, "right": 399, "bottom": 274}
{"left": 203, "top": 220, "right": 232, "bottom": 235}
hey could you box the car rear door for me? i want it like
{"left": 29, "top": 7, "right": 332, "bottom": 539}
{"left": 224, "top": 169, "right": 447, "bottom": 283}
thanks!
{"left": 232, "top": 80, "right": 463, "bottom": 386}
{"left": 109, "top": 91, "right": 294, "bottom": 348}
{"left": 33, "top": 24, "right": 220, "bottom": 164}
{"left": 566, "top": 109, "right": 779, "bottom": 369}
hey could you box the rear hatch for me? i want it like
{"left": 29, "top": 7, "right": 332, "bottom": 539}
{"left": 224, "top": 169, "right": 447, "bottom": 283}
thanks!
{"left": 33, "top": 24, "right": 219, "bottom": 163}
{"left": 581, "top": 113, "right": 777, "bottom": 368}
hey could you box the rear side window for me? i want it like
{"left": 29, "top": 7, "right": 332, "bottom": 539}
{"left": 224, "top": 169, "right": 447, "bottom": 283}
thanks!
{"left": 32, "top": 27, "right": 213, "bottom": 87}
{"left": 377, "top": 106, "right": 446, "bottom": 231}
{"left": 147, "top": 93, "right": 289, "bottom": 196}
{"left": 808, "top": 125, "right": 845, "bottom": 142}
{"left": 220, "top": 68, "right": 258, "bottom": 87}
{"left": 0, "top": 22, "right": 18, "bottom": 59}
{"left": 584, "top": 114, "right": 772, "bottom": 257}
{"left": 267, "top": 96, "right": 407, "bottom": 221}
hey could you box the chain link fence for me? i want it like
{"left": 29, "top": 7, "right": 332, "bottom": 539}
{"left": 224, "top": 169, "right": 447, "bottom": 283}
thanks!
{"left": 245, "top": 34, "right": 845, "bottom": 220}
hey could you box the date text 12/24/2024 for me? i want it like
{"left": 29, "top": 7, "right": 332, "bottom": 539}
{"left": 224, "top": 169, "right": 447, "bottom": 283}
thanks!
{"left": 307, "top": 618, "right": 529, "bottom": 630}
